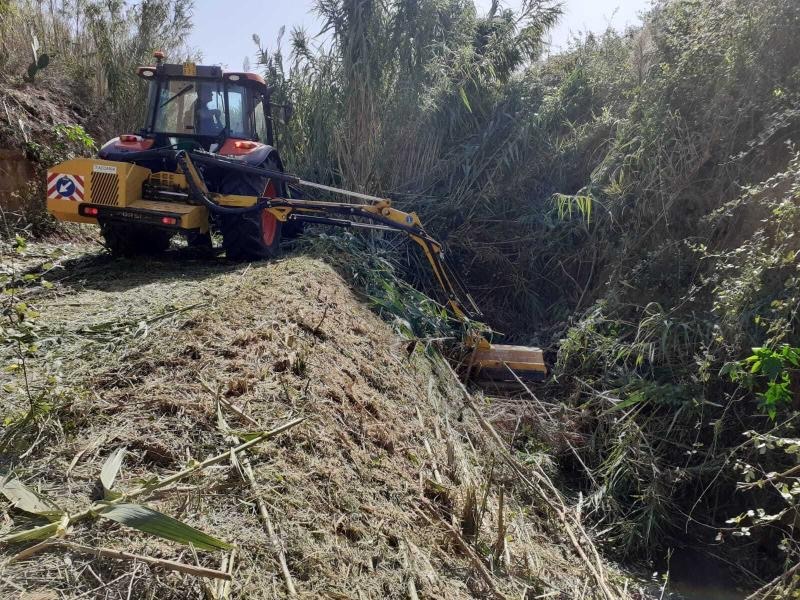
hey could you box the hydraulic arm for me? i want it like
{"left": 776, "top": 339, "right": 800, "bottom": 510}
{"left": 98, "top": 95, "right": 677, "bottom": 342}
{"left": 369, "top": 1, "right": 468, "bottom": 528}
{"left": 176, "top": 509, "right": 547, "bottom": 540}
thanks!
{"left": 176, "top": 152, "right": 481, "bottom": 321}
{"left": 46, "top": 149, "right": 546, "bottom": 382}
{"left": 178, "top": 151, "right": 547, "bottom": 382}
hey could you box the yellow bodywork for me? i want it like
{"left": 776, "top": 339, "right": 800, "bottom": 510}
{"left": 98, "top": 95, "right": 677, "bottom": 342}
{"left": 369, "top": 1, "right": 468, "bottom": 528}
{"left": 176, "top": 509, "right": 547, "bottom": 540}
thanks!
{"left": 46, "top": 158, "right": 210, "bottom": 232}
{"left": 468, "top": 339, "right": 547, "bottom": 381}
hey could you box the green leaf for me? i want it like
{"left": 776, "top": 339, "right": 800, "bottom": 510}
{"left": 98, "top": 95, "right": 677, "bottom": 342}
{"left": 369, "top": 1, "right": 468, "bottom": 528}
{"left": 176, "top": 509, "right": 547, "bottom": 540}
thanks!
{"left": 603, "top": 392, "right": 646, "bottom": 414}
{"left": 760, "top": 356, "right": 783, "bottom": 381}
{"left": 0, "top": 521, "right": 60, "bottom": 544}
{"left": 1, "top": 478, "right": 63, "bottom": 521}
{"left": 458, "top": 87, "right": 472, "bottom": 113}
{"left": 100, "top": 447, "right": 126, "bottom": 497}
{"left": 719, "top": 361, "right": 738, "bottom": 377}
{"left": 98, "top": 503, "right": 231, "bottom": 551}
{"left": 782, "top": 346, "right": 799, "bottom": 366}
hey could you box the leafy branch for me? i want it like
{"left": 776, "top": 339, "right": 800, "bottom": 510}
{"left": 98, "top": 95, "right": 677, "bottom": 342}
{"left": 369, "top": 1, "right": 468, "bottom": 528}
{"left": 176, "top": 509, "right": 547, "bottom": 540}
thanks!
{"left": 728, "top": 345, "right": 799, "bottom": 420}
{"left": 1, "top": 417, "right": 304, "bottom": 552}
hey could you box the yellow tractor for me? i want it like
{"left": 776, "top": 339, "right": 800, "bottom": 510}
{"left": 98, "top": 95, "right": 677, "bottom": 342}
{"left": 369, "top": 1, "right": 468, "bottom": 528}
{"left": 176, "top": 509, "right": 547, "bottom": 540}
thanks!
{"left": 46, "top": 55, "right": 546, "bottom": 383}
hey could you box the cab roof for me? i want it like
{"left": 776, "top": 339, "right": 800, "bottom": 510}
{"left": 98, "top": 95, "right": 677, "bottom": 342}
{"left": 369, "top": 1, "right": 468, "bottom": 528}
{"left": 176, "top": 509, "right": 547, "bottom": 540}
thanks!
{"left": 136, "top": 63, "right": 266, "bottom": 88}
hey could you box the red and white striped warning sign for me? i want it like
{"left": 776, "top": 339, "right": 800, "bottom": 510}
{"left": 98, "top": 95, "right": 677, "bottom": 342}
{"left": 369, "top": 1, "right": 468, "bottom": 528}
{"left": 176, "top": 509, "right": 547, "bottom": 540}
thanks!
{"left": 47, "top": 172, "right": 85, "bottom": 201}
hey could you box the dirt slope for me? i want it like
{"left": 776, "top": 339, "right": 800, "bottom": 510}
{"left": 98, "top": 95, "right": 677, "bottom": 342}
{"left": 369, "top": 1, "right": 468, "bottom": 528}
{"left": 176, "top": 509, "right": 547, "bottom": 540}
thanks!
{"left": 0, "top": 242, "right": 631, "bottom": 599}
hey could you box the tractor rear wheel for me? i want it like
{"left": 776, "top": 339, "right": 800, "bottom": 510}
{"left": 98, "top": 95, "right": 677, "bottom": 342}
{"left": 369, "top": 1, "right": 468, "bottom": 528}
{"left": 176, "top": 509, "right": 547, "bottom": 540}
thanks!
{"left": 100, "top": 222, "right": 172, "bottom": 257}
{"left": 218, "top": 155, "right": 284, "bottom": 261}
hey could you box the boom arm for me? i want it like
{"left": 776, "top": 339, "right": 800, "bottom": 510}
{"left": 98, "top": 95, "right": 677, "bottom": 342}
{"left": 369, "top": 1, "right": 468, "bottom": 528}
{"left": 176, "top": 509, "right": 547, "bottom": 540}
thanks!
{"left": 177, "top": 151, "right": 483, "bottom": 322}
{"left": 46, "top": 149, "right": 546, "bottom": 381}
{"left": 266, "top": 198, "right": 482, "bottom": 321}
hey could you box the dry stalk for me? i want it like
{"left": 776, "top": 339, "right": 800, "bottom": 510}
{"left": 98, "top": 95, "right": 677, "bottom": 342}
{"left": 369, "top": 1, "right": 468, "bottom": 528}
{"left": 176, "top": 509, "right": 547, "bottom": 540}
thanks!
{"left": 744, "top": 561, "right": 800, "bottom": 600}
{"left": 220, "top": 546, "right": 236, "bottom": 599}
{"left": 10, "top": 540, "right": 232, "bottom": 580}
{"left": 401, "top": 541, "right": 420, "bottom": 600}
{"left": 210, "top": 554, "right": 229, "bottom": 600}
{"left": 215, "top": 398, "right": 299, "bottom": 597}
{"left": 66, "top": 434, "right": 108, "bottom": 477}
{"left": 419, "top": 498, "right": 504, "bottom": 600}
{"left": 442, "top": 361, "right": 620, "bottom": 600}
{"left": 423, "top": 438, "right": 443, "bottom": 485}
{"left": 505, "top": 364, "right": 597, "bottom": 486}
{"left": 200, "top": 378, "right": 261, "bottom": 428}
{"left": 492, "top": 487, "right": 505, "bottom": 568}
{"left": 1, "top": 417, "right": 305, "bottom": 545}
{"left": 0, "top": 574, "right": 25, "bottom": 592}
{"left": 240, "top": 455, "right": 297, "bottom": 597}
{"left": 72, "top": 572, "right": 132, "bottom": 600}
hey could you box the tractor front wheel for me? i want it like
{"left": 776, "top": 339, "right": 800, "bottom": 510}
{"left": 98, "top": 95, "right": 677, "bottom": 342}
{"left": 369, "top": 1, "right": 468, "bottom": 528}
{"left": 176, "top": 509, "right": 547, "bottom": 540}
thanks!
{"left": 218, "top": 155, "right": 284, "bottom": 261}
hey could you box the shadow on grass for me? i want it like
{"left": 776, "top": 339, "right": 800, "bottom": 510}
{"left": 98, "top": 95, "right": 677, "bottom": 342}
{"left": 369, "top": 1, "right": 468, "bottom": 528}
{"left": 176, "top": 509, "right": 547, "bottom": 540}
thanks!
{"left": 47, "top": 242, "right": 300, "bottom": 294}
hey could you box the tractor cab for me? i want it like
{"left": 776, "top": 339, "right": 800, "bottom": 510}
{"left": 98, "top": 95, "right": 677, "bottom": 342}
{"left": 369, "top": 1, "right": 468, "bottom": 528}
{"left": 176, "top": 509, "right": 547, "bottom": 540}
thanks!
{"left": 99, "top": 56, "right": 277, "bottom": 166}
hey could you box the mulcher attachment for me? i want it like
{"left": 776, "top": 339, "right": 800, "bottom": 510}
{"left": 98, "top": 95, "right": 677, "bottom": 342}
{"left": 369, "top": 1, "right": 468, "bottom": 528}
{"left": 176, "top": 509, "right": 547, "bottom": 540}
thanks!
{"left": 467, "top": 341, "right": 547, "bottom": 383}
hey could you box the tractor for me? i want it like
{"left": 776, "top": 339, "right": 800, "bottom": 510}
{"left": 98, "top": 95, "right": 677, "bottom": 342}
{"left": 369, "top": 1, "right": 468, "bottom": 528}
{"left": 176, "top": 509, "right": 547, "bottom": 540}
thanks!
{"left": 49, "top": 53, "right": 292, "bottom": 259}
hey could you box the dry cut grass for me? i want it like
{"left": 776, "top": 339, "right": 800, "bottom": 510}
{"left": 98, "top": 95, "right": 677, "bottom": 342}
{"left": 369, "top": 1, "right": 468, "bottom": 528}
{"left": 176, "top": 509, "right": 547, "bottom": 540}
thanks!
{"left": 0, "top": 242, "right": 640, "bottom": 599}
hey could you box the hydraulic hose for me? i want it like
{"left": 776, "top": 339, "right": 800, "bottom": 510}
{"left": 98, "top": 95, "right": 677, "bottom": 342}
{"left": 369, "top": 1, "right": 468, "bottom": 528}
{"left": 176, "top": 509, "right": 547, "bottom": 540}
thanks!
{"left": 170, "top": 151, "right": 482, "bottom": 319}
{"left": 113, "top": 147, "right": 389, "bottom": 205}
{"left": 175, "top": 151, "right": 270, "bottom": 215}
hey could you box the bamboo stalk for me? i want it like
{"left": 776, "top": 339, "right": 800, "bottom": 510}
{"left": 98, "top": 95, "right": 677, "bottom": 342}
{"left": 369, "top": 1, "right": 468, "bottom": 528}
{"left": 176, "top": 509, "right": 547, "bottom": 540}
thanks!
{"left": 8, "top": 539, "right": 53, "bottom": 563}
{"left": 213, "top": 554, "right": 229, "bottom": 599}
{"left": 1, "top": 418, "right": 305, "bottom": 545}
{"left": 240, "top": 455, "right": 297, "bottom": 596}
{"left": 492, "top": 487, "right": 505, "bottom": 567}
{"left": 744, "top": 561, "right": 800, "bottom": 600}
{"left": 200, "top": 378, "right": 261, "bottom": 428}
{"left": 11, "top": 541, "right": 232, "bottom": 580}
{"left": 401, "top": 542, "right": 420, "bottom": 600}
{"left": 215, "top": 398, "right": 299, "bottom": 597}
{"left": 220, "top": 546, "right": 236, "bottom": 598}
{"left": 220, "top": 397, "right": 261, "bottom": 428}
{"left": 423, "top": 438, "right": 443, "bottom": 484}
{"left": 420, "top": 499, "right": 504, "bottom": 600}
{"left": 505, "top": 364, "right": 598, "bottom": 487}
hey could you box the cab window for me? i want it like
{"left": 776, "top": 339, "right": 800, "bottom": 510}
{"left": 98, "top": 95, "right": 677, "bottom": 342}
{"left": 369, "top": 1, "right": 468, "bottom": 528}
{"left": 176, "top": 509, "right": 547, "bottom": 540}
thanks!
{"left": 153, "top": 80, "right": 225, "bottom": 136}
{"left": 254, "top": 98, "right": 268, "bottom": 143}
{"left": 226, "top": 85, "right": 249, "bottom": 138}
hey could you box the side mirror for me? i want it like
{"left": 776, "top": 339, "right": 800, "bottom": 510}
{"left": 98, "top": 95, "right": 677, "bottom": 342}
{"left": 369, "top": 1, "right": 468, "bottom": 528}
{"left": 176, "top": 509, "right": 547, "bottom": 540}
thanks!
{"left": 283, "top": 102, "right": 294, "bottom": 122}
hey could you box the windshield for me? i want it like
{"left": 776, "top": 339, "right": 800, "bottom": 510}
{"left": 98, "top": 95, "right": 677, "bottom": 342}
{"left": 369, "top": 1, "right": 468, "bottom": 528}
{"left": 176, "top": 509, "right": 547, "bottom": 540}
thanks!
{"left": 153, "top": 79, "right": 227, "bottom": 136}
{"left": 147, "top": 79, "right": 260, "bottom": 140}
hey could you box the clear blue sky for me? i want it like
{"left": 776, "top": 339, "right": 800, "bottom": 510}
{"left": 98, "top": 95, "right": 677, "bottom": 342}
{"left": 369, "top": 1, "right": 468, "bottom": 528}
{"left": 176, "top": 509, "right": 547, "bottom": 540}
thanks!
{"left": 188, "top": 0, "right": 651, "bottom": 71}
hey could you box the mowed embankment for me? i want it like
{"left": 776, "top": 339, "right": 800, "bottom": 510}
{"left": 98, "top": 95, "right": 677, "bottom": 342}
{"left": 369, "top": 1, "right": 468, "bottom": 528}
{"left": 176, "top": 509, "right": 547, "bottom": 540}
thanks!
{"left": 0, "top": 242, "right": 631, "bottom": 599}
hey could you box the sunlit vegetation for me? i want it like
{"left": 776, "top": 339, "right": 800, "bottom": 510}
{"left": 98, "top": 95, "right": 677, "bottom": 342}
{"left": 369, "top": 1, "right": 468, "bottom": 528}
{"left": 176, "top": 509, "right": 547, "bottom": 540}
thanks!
{"left": 260, "top": 0, "right": 800, "bottom": 590}
{"left": 1, "top": 0, "right": 799, "bottom": 594}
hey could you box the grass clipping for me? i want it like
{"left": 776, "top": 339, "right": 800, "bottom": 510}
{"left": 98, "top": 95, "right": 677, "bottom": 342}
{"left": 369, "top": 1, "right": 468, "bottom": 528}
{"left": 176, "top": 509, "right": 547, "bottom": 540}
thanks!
{"left": 0, "top": 245, "right": 633, "bottom": 598}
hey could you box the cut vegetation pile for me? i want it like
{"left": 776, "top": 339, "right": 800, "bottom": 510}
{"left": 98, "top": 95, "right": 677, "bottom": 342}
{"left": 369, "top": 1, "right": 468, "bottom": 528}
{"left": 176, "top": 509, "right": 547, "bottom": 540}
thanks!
{"left": 1, "top": 243, "right": 637, "bottom": 599}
